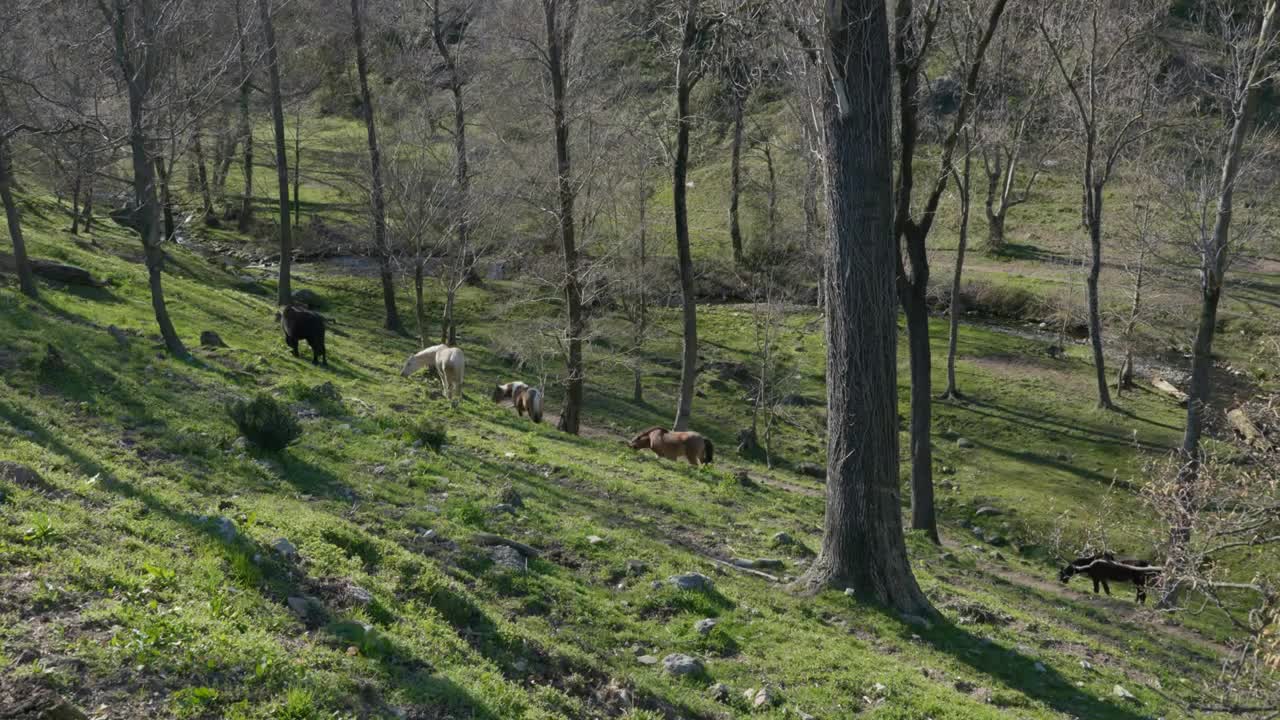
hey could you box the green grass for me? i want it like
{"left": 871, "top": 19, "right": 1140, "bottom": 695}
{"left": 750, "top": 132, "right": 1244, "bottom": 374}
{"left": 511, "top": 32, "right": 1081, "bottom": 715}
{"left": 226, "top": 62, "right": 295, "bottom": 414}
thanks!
{"left": 0, "top": 178, "right": 1263, "bottom": 718}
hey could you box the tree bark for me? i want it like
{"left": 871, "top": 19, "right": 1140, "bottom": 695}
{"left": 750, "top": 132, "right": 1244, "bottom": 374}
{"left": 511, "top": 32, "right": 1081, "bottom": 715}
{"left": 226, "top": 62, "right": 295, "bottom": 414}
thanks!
{"left": 352, "top": 0, "right": 401, "bottom": 332}
{"left": 414, "top": 260, "right": 428, "bottom": 346}
{"left": 81, "top": 177, "right": 94, "bottom": 234}
{"left": 727, "top": 92, "right": 745, "bottom": 265}
{"left": 798, "top": 0, "right": 931, "bottom": 616}
{"left": 192, "top": 129, "right": 214, "bottom": 219}
{"left": 106, "top": 0, "right": 185, "bottom": 355}
{"left": 944, "top": 144, "right": 972, "bottom": 399}
{"left": 69, "top": 169, "right": 82, "bottom": 235}
{"left": 154, "top": 157, "right": 175, "bottom": 243}
{"left": 1084, "top": 183, "right": 1113, "bottom": 409}
{"left": 258, "top": 0, "right": 291, "bottom": 306}
{"left": 672, "top": 0, "right": 700, "bottom": 432}
{"left": 236, "top": 0, "right": 254, "bottom": 232}
{"left": 544, "top": 0, "right": 583, "bottom": 435}
{"left": 633, "top": 179, "right": 648, "bottom": 404}
{"left": 0, "top": 139, "right": 37, "bottom": 298}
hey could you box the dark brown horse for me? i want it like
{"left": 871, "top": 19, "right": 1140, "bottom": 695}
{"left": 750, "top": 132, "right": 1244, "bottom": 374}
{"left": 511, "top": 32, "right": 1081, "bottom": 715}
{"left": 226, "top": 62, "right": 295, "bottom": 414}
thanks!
{"left": 1059, "top": 552, "right": 1160, "bottom": 604}
{"left": 627, "top": 426, "right": 714, "bottom": 466}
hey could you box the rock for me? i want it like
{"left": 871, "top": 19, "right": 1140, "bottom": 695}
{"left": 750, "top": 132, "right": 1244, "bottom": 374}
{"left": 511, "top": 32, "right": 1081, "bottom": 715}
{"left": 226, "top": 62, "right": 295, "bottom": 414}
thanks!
{"left": 953, "top": 679, "right": 976, "bottom": 693}
{"left": 1034, "top": 662, "right": 1046, "bottom": 673}
{"left": 975, "top": 506, "right": 1002, "bottom": 516}
{"left": 491, "top": 503, "right": 517, "bottom": 515}
{"left": 733, "top": 469, "right": 755, "bottom": 486}
{"left": 637, "top": 654, "right": 659, "bottom": 666}
{"left": 490, "top": 545, "right": 526, "bottom": 572}
{"left": 287, "top": 595, "right": 315, "bottom": 618}
{"left": 661, "top": 653, "right": 703, "bottom": 676}
{"left": 694, "top": 618, "right": 717, "bottom": 635}
{"left": 707, "top": 682, "right": 730, "bottom": 702}
{"left": 991, "top": 552, "right": 1006, "bottom": 561}
{"left": 200, "top": 330, "right": 227, "bottom": 348}
{"left": 796, "top": 712, "right": 816, "bottom": 720}
{"left": 901, "top": 614, "right": 933, "bottom": 631}
{"left": 941, "top": 552, "right": 957, "bottom": 561}
{"left": 871, "top": 682, "right": 888, "bottom": 696}
{"left": 1112, "top": 684, "right": 1137, "bottom": 701}
{"left": 796, "top": 462, "right": 826, "bottom": 479}
{"left": 771, "top": 531, "right": 795, "bottom": 547}
{"left": 291, "top": 288, "right": 324, "bottom": 308}
{"left": 29, "top": 259, "right": 107, "bottom": 287}
{"left": 212, "top": 516, "right": 237, "bottom": 541}
{"left": 0, "top": 462, "right": 43, "bottom": 489}
{"left": 844, "top": 588, "right": 857, "bottom": 597}
{"left": 107, "top": 325, "right": 130, "bottom": 348}
{"left": 587, "top": 535, "right": 605, "bottom": 545}
{"left": 752, "top": 685, "right": 778, "bottom": 709}
{"left": 956, "top": 437, "right": 975, "bottom": 448}
{"left": 668, "top": 572, "right": 712, "bottom": 591}
{"left": 625, "top": 559, "right": 647, "bottom": 576}
{"left": 986, "top": 535, "right": 1008, "bottom": 547}
{"left": 1080, "top": 660, "right": 1093, "bottom": 671}
{"left": 272, "top": 537, "right": 299, "bottom": 561}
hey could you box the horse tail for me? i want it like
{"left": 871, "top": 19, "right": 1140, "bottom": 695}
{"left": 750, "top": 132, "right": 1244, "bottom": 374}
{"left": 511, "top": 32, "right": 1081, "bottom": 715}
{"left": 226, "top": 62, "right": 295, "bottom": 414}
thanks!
{"left": 703, "top": 438, "right": 714, "bottom": 464}
{"left": 529, "top": 389, "right": 543, "bottom": 423}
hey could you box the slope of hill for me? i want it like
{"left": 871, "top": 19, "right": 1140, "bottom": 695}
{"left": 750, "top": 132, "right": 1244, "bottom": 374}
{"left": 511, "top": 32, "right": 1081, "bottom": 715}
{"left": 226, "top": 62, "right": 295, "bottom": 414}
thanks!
{"left": 0, "top": 182, "right": 1259, "bottom": 719}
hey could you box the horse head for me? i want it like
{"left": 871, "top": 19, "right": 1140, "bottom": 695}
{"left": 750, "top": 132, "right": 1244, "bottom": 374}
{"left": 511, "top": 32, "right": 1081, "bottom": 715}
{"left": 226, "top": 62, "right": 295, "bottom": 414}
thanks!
{"left": 492, "top": 384, "right": 508, "bottom": 402}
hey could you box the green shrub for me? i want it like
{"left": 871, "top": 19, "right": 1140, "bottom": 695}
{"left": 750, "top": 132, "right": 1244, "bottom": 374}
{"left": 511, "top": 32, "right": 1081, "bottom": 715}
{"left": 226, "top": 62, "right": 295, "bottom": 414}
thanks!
{"left": 228, "top": 394, "right": 301, "bottom": 452}
{"left": 283, "top": 381, "right": 344, "bottom": 416}
{"left": 402, "top": 416, "right": 448, "bottom": 451}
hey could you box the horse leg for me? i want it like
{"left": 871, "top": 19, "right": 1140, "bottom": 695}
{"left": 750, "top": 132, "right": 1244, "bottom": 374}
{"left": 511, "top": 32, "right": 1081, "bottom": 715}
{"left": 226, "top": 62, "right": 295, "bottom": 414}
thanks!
{"left": 287, "top": 334, "right": 300, "bottom": 357}
{"left": 1092, "top": 577, "right": 1100, "bottom": 594}
{"left": 1101, "top": 579, "right": 1111, "bottom": 596}
{"left": 687, "top": 444, "right": 700, "bottom": 466}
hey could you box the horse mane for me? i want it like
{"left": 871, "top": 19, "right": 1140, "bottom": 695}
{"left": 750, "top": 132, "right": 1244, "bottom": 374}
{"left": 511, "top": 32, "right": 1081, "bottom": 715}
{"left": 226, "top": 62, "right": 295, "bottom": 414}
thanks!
{"left": 629, "top": 426, "right": 665, "bottom": 445}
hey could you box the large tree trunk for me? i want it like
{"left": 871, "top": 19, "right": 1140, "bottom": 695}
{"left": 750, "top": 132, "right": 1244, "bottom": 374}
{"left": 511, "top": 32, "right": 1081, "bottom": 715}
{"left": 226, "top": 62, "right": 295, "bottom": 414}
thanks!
{"left": 799, "top": 0, "right": 931, "bottom": 616}
{"left": 944, "top": 147, "right": 972, "bottom": 399}
{"left": 0, "top": 139, "right": 37, "bottom": 298}
{"left": 545, "top": 0, "right": 583, "bottom": 435}
{"left": 1085, "top": 184, "right": 1113, "bottom": 409}
{"left": 727, "top": 93, "right": 745, "bottom": 265}
{"left": 903, "top": 278, "right": 938, "bottom": 543}
{"left": 672, "top": 0, "right": 700, "bottom": 432}
{"left": 633, "top": 181, "right": 648, "bottom": 404}
{"left": 108, "top": 0, "right": 185, "bottom": 355}
{"left": 236, "top": 0, "right": 254, "bottom": 232}
{"left": 81, "top": 177, "right": 94, "bottom": 234}
{"left": 258, "top": 0, "right": 291, "bottom": 306}
{"left": 352, "top": 0, "right": 401, "bottom": 332}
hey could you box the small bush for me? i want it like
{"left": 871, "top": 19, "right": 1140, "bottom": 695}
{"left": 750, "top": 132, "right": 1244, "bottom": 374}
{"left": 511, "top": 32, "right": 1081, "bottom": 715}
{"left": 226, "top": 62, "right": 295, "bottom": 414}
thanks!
{"left": 228, "top": 394, "right": 302, "bottom": 452}
{"left": 402, "top": 416, "right": 448, "bottom": 451}
{"left": 283, "top": 380, "right": 344, "bottom": 416}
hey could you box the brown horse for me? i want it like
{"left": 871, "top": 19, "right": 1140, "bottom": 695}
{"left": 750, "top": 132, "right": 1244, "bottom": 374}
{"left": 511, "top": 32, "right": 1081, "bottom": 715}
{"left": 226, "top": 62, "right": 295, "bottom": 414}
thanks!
{"left": 627, "top": 426, "right": 714, "bottom": 466}
{"left": 492, "top": 382, "right": 543, "bottom": 423}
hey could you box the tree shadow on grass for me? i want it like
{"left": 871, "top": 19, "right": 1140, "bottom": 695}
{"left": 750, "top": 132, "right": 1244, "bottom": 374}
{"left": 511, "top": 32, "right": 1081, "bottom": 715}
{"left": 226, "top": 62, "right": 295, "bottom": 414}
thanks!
{"left": 869, "top": 605, "right": 1159, "bottom": 720}
{"left": 954, "top": 396, "right": 1178, "bottom": 452}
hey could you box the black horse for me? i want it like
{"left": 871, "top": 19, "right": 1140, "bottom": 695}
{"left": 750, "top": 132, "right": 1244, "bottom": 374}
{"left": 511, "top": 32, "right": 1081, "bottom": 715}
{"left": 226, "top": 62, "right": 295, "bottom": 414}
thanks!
{"left": 277, "top": 305, "right": 328, "bottom": 365}
{"left": 1059, "top": 552, "right": 1160, "bottom": 604}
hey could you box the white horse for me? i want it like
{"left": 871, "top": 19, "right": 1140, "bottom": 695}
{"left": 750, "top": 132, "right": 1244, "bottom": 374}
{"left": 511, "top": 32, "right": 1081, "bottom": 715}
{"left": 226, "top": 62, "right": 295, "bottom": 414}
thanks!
{"left": 401, "top": 344, "right": 466, "bottom": 407}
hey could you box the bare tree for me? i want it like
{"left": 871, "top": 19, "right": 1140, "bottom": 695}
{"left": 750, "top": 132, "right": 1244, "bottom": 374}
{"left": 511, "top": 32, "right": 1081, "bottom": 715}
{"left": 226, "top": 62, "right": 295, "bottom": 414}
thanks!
{"left": 892, "top": 0, "right": 1008, "bottom": 544}
{"left": 943, "top": 129, "right": 973, "bottom": 400}
{"left": 432, "top": 0, "right": 476, "bottom": 342}
{"left": 235, "top": 0, "right": 255, "bottom": 232}
{"left": 258, "top": 0, "right": 292, "bottom": 306}
{"left": 798, "top": 0, "right": 930, "bottom": 615}
{"left": 98, "top": 0, "right": 187, "bottom": 355}
{"left": 1159, "top": 0, "right": 1279, "bottom": 604}
{"left": 0, "top": 121, "right": 37, "bottom": 299}
{"left": 670, "top": 0, "right": 715, "bottom": 432}
{"left": 352, "top": 0, "right": 402, "bottom": 331}
{"left": 1039, "top": 0, "right": 1166, "bottom": 410}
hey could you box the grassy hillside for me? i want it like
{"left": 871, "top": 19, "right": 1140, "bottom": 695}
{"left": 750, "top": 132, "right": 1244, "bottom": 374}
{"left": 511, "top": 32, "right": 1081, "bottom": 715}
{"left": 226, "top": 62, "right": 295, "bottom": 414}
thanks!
{"left": 0, "top": 178, "right": 1260, "bottom": 720}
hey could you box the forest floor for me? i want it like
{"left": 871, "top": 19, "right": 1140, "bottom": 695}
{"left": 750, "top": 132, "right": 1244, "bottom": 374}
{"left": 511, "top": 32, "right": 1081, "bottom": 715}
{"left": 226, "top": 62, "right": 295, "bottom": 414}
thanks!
{"left": 3, "top": 175, "right": 1278, "bottom": 720}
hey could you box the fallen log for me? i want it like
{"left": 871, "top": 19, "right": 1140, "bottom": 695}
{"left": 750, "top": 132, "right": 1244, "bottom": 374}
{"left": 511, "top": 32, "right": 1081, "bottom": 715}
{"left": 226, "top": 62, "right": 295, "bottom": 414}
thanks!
{"left": 472, "top": 532, "right": 540, "bottom": 558}
{"left": 1227, "top": 408, "right": 1270, "bottom": 449}
{"left": 1151, "top": 377, "right": 1189, "bottom": 406}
